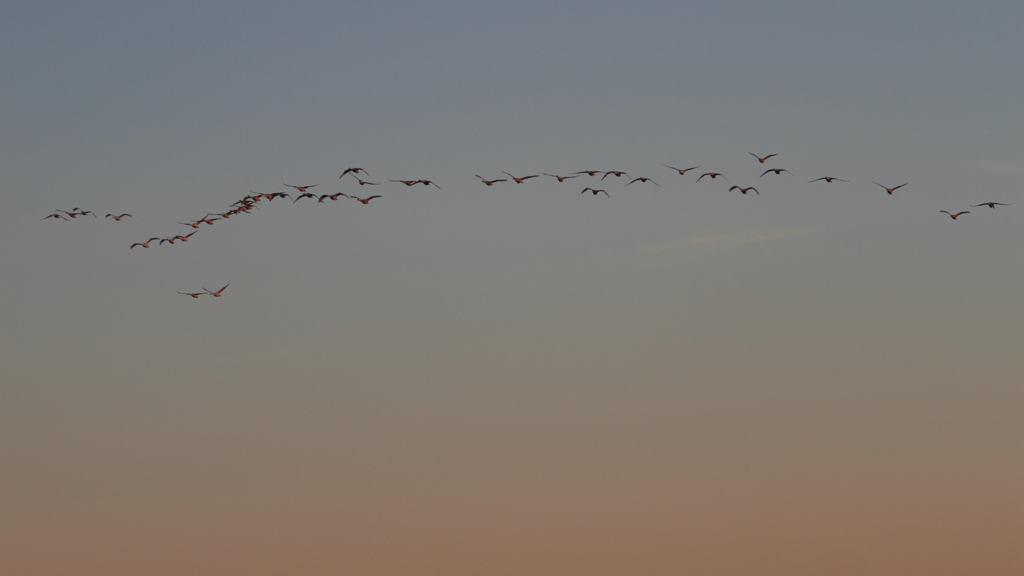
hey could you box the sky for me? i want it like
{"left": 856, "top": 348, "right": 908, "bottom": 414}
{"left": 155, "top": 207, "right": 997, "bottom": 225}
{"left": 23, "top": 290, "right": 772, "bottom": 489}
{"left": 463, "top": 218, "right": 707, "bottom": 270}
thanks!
{"left": 1, "top": 1, "right": 1022, "bottom": 574}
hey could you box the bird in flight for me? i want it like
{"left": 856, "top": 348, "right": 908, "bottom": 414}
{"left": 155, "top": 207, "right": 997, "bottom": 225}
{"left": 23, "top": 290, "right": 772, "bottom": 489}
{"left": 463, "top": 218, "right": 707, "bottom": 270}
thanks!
{"left": 543, "top": 173, "right": 578, "bottom": 182}
{"left": 749, "top": 153, "right": 778, "bottom": 163}
{"left": 284, "top": 183, "right": 318, "bottom": 192}
{"left": 352, "top": 195, "right": 382, "bottom": 204}
{"left": 581, "top": 188, "right": 609, "bottom": 196}
{"left": 318, "top": 192, "right": 349, "bottom": 202}
{"left": 106, "top": 213, "right": 132, "bottom": 220}
{"left": 601, "top": 170, "right": 629, "bottom": 180}
{"left": 574, "top": 170, "right": 602, "bottom": 177}
{"left": 940, "top": 210, "right": 970, "bottom": 220}
{"left": 177, "top": 291, "right": 207, "bottom": 298}
{"left": 130, "top": 237, "right": 161, "bottom": 249}
{"left": 42, "top": 213, "right": 69, "bottom": 221}
{"left": 729, "top": 186, "right": 760, "bottom": 195}
{"left": 971, "top": 202, "right": 1010, "bottom": 209}
{"left": 292, "top": 191, "right": 318, "bottom": 203}
{"left": 355, "top": 179, "right": 380, "bottom": 186}
{"left": 808, "top": 177, "right": 848, "bottom": 183}
{"left": 697, "top": 172, "right": 728, "bottom": 182}
{"left": 339, "top": 167, "right": 370, "bottom": 178}
{"left": 664, "top": 165, "right": 700, "bottom": 175}
{"left": 627, "top": 177, "right": 660, "bottom": 187}
{"left": 417, "top": 179, "right": 441, "bottom": 189}
{"left": 173, "top": 231, "right": 197, "bottom": 243}
{"left": 476, "top": 175, "right": 507, "bottom": 186}
{"left": 502, "top": 171, "right": 539, "bottom": 183}
{"left": 873, "top": 182, "right": 907, "bottom": 195}
{"left": 390, "top": 179, "right": 420, "bottom": 186}
{"left": 203, "top": 283, "right": 230, "bottom": 297}
{"left": 760, "top": 168, "right": 792, "bottom": 177}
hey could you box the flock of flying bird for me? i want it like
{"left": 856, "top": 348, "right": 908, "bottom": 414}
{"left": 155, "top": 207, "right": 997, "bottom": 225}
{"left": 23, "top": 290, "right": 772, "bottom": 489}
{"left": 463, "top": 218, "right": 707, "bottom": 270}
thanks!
{"left": 43, "top": 154, "right": 1012, "bottom": 298}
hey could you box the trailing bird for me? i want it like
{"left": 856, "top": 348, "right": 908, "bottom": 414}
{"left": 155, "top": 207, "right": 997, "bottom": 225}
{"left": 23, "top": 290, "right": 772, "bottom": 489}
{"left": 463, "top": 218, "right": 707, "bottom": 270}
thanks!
{"left": 574, "top": 170, "right": 602, "bottom": 177}
{"left": 390, "top": 180, "right": 420, "bottom": 186}
{"left": 106, "top": 213, "right": 132, "bottom": 220}
{"left": 355, "top": 179, "right": 380, "bottom": 186}
{"left": 808, "top": 177, "right": 847, "bottom": 183}
{"left": 352, "top": 195, "right": 382, "bottom": 204}
{"left": 971, "top": 202, "right": 1010, "bottom": 209}
{"left": 749, "top": 152, "right": 778, "bottom": 163}
{"left": 729, "top": 186, "right": 760, "bottom": 195}
{"left": 178, "top": 291, "right": 206, "bottom": 298}
{"left": 940, "top": 210, "right": 970, "bottom": 220}
{"left": 581, "top": 188, "right": 609, "bottom": 196}
{"left": 760, "top": 168, "right": 792, "bottom": 177}
{"left": 417, "top": 179, "right": 441, "bottom": 189}
{"left": 601, "top": 170, "right": 629, "bottom": 180}
{"left": 42, "top": 213, "right": 69, "bottom": 221}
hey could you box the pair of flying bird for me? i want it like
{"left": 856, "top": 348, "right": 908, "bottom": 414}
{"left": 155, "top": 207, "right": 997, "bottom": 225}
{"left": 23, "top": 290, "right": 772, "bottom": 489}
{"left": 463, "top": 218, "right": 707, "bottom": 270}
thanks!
{"left": 178, "top": 284, "right": 230, "bottom": 298}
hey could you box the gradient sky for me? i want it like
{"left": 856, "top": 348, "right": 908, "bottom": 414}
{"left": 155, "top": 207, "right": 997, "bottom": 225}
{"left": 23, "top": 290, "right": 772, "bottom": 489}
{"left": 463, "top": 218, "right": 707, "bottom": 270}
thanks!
{"left": 2, "top": 1, "right": 1022, "bottom": 575}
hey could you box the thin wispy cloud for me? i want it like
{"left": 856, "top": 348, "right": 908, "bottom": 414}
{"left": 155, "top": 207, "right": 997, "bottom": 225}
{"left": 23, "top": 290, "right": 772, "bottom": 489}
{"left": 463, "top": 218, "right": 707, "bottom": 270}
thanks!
{"left": 636, "top": 226, "right": 815, "bottom": 256}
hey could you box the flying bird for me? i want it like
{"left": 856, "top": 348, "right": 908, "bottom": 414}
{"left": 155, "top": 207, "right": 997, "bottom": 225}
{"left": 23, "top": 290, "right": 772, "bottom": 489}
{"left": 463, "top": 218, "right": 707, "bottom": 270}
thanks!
{"left": 476, "top": 175, "right": 507, "bottom": 186}
{"left": 105, "top": 213, "right": 132, "bottom": 220}
{"left": 42, "top": 213, "right": 69, "bottom": 221}
{"left": 203, "top": 283, "right": 230, "bottom": 297}
{"left": 760, "top": 168, "right": 792, "bottom": 177}
{"left": 940, "top": 210, "right": 970, "bottom": 220}
{"left": 971, "top": 202, "right": 1010, "bottom": 209}
{"left": 177, "top": 291, "right": 206, "bottom": 298}
{"left": 284, "top": 183, "right": 318, "bottom": 192}
{"left": 292, "top": 191, "right": 318, "bottom": 203}
{"left": 352, "top": 195, "right": 381, "bottom": 204}
{"left": 318, "top": 192, "right": 349, "bottom": 202}
{"left": 697, "top": 172, "right": 728, "bottom": 182}
{"left": 749, "top": 153, "right": 778, "bottom": 163}
{"left": 873, "top": 182, "right": 907, "bottom": 195}
{"left": 130, "top": 237, "right": 161, "bottom": 249}
{"left": 664, "top": 165, "right": 700, "bottom": 175}
{"left": 355, "top": 179, "right": 380, "bottom": 186}
{"left": 581, "top": 188, "right": 609, "bottom": 196}
{"left": 543, "top": 173, "right": 578, "bottom": 182}
{"left": 390, "top": 180, "right": 420, "bottom": 186}
{"left": 502, "top": 172, "right": 539, "bottom": 183}
{"left": 808, "top": 177, "right": 848, "bottom": 183}
{"left": 339, "top": 167, "right": 370, "bottom": 178}
{"left": 729, "top": 186, "right": 760, "bottom": 195}
{"left": 627, "top": 177, "right": 660, "bottom": 187}
{"left": 601, "top": 170, "right": 629, "bottom": 180}
{"left": 574, "top": 170, "right": 602, "bottom": 177}
{"left": 417, "top": 179, "right": 442, "bottom": 189}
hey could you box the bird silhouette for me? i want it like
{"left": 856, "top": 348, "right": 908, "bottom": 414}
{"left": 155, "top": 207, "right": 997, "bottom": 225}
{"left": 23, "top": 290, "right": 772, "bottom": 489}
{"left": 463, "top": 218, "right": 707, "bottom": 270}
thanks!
{"left": 476, "top": 175, "right": 507, "bottom": 186}
{"left": 940, "top": 210, "right": 969, "bottom": 220}
{"left": 729, "top": 186, "right": 760, "bottom": 195}
{"left": 873, "top": 182, "right": 907, "bottom": 195}
{"left": 581, "top": 188, "right": 609, "bottom": 197}
{"left": 971, "top": 202, "right": 1009, "bottom": 209}
{"left": 502, "top": 172, "right": 539, "bottom": 183}
{"left": 203, "top": 283, "right": 230, "bottom": 297}
{"left": 749, "top": 153, "right": 778, "bottom": 163}
{"left": 664, "top": 165, "right": 700, "bottom": 175}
